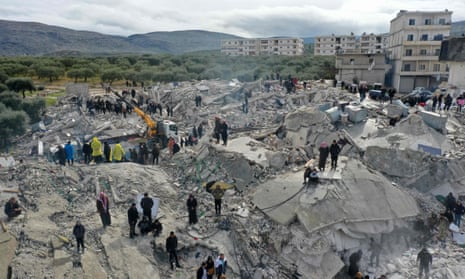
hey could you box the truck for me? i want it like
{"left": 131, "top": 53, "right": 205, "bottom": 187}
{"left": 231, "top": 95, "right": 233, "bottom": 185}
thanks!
{"left": 113, "top": 91, "right": 177, "bottom": 148}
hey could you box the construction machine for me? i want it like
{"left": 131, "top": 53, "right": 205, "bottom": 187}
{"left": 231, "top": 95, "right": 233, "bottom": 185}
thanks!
{"left": 113, "top": 91, "right": 177, "bottom": 148}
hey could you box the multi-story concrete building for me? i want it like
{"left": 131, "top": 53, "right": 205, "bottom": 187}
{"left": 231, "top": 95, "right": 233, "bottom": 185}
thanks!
{"left": 388, "top": 10, "right": 452, "bottom": 92}
{"left": 335, "top": 53, "right": 391, "bottom": 85}
{"left": 221, "top": 38, "right": 304, "bottom": 56}
{"left": 314, "top": 33, "right": 389, "bottom": 56}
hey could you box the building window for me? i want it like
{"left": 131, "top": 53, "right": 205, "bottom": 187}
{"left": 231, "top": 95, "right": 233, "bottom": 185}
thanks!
{"left": 409, "top": 19, "right": 415, "bottom": 25}
{"left": 419, "top": 64, "right": 426, "bottom": 71}
{"left": 407, "top": 34, "right": 414, "bottom": 41}
{"left": 439, "top": 18, "right": 446, "bottom": 25}
{"left": 421, "top": 34, "right": 428, "bottom": 41}
{"left": 424, "top": 19, "right": 432, "bottom": 25}
{"left": 433, "top": 64, "right": 440, "bottom": 71}
{"left": 433, "top": 34, "right": 443, "bottom": 41}
{"left": 405, "top": 49, "right": 413, "bottom": 56}
{"left": 404, "top": 64, "right": 411, "bottom": 71}
{"left": 435, "top": 49, "right": 441, "bottom": 56}
{"left": 420, "top": 49, "right": 427, "bottom": 55}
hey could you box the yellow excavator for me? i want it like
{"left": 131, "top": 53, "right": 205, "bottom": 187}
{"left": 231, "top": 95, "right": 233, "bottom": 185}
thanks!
{"left": 113, "top": 91, "right": 177, "bottom": 148}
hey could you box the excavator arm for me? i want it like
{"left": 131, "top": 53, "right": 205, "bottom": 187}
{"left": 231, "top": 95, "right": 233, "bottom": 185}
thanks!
{"left": 113, "top": 91, "right": 157, "bottom": 137}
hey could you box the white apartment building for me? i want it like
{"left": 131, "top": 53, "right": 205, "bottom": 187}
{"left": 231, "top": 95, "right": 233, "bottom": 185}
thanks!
{"left": 314, "top": 33, "right": 389, "bottom": 56}
{"left": 388, "top": 10, "right": 452, "bottom": 92}
{"left": 221, "top": 38, "right": 304, "bottom": 56}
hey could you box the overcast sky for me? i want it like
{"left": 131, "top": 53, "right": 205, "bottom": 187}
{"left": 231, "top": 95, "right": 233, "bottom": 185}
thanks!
{"left": 2, "top": 0, "right": 465, "bottom": 38}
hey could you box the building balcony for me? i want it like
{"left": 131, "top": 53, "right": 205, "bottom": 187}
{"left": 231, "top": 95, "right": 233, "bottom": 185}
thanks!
{"left": 401, "top": 55, "right": 439, "bottom": 61}
{"left": 403, "top": 40, "right": 442, "bottom": 46}
{"left": 399, "top": 70, "right": 448, "bottom": 76}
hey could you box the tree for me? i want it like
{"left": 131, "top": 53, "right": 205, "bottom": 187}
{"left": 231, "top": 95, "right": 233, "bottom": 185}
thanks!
{"left": 0, "top": 91, "right": 22, "bottom": 110}
{"left": 67, "top": 69, "right": 82, "bottom": 83}
{"left": 21, "top": 98, "right": 46, "bottom": 123}
{"left": 36, "top": 66, "right": 63, "bottom": 82}
{"left": 0, "top": 104, "right": 28, "bottom": 150}
{"left": 5, "top": 78, "right": 36, "bottom": 98}
{"left": 101, "top": 68, "right": 124, "bottom": 86}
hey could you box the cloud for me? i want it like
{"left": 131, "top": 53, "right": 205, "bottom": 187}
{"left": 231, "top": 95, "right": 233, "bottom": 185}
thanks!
{"left": 0, "top": 0, "right": 465, "bottom": 37}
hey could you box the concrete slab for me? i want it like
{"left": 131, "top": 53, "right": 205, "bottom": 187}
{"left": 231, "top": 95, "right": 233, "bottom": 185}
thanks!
{"left": 252, "top": 171, "right": 304, "bottom": 225}
{"left": 0, "top": 231, "right": 16, "bottom": 278}
{"left": 212, "top": 137, "right": 270, "bottom": 168}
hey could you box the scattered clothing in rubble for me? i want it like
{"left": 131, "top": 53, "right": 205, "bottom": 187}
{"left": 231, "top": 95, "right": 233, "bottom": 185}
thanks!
{"left": 96, "top": 192, "right": 111, "bottom": 228}
{"left": 73, "top": 221, "right": 85, "bottom": 253}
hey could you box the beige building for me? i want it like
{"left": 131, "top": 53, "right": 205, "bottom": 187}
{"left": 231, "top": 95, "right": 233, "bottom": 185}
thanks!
{"left": 335, "top": 53, "right": 391, "bottom": 85}
{"left": 314, "top": 33, "right": 389, "bottom": 56}
{"left": 388, "top": 10, "right": 452, "bottom": 93}
{"left": 221, "top": 38, "right": 304, "bottom": 56}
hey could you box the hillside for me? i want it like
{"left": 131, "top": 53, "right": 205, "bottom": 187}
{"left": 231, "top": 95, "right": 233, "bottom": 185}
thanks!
{"left": 0, "top": 20, "right": 242, "bottom": 56}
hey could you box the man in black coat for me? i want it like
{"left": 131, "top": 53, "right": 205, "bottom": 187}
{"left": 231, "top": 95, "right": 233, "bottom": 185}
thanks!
{"left": 329, "top": 140, "right": 341, "bottom": 170}
{"left": 166, "top": 231, "right": 181, "bottom": 269}
{"left": 186, "top": 194, "right": 198, "bottom": 225}
{"left": 127, "top": 203, "right": 139, "bottom": 238}
{"left": 140, "top": 193, "right": 154, "bottom": 223}
{"left": 73, "top": 221, "right": 86, "bottom": 253}
{"left": 82, "top": 142, "right": 92, "bottom": 164}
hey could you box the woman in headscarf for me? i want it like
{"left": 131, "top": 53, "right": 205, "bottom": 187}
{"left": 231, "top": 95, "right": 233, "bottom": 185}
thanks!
{"left": 96, "top": 192, "right": 111, "bottom": 228}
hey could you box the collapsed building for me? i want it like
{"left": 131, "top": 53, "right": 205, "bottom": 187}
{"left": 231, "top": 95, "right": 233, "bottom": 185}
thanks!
{"left": 1, "top": 79, "right": 465, "bottom": 278}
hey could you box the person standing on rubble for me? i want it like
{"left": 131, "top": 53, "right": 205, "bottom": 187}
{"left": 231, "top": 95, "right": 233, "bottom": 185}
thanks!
{"left": 215, "top": 253, "right": 228, "bottom": 279}
{"left": 91, "top": 137, "right": 103, "bottom": 163}
{"left": 127, "top": 203, "right": 139, "bottom": 238}
{"left": 151, "top": 144, "right": 160, "bottom": 165}
{"left": 445, "top": 192, "right": 457, "bottom": 212}
{"left": 454, "top": 200, "right": 465, "bottom": 227}
{"left": 72, "top": 221, "right": 85, "bottom": 254}
{"left": 369, "top": 237, "right": 382, "bottom": 267}
{"left": 168, "top": 137, "right": 175, "bottom": 156}
{"left": 56, "top": 145, "right": 66, "bottom": 166}
{"left": 141, "top": 193, "right": 154, "bottom": 223}
{"left": 198, "top": 124, "right": 204, "bottom": 139}
{"left": 212, "top": 185, "right": 225, "bottom": 216}
{"left": 329, "top": 140, "right": 341, "bottom": 170}
{"left": 96, "top": 192, "right": 111, "bottom": 228}
{"left": 214, "top": 117, "right": 221, "bottom": 144}
{"left": 112, "top": 142, "right": 125, "bottom": 162}
{"left": 318, "top": 142, "right": 329, "bottom": 171}
{"left": 417, "top": 247, "right": 432, "bottom": 279}
{"left": 206, "top": 256, "right": 215, "bottom": 279}
{"left": 64, "top": 141, "right": 74, "bottom": 166}
{"left": 220, "top": 121, "right": 228, "bottom": 146}
{"left": 82, "top": 142, "right": 92, "bottom": 164}
{"left": 103, "top": 142, "right": 112, "bottom": 163}
{"left": 197, "top": 261, "right": 208, "bottom": 279}
{"left": 187, "top": 194, "right": 198, "bottom": 225}
{"left": 166, "top": 231, "right": 182, "bottom": 269}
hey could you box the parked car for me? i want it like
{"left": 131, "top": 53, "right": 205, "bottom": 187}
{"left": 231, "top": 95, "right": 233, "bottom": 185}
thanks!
{"left": 401, "top": 90, "right": 433, "bottom": 106}
{"left": 369, "top": 89, "right": 389, "bottom": 100}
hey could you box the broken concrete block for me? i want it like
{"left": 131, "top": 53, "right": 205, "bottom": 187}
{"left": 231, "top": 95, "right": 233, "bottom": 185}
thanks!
{"left": 265, "top": 151, "right": 287, "bottom": 169}
{"left": 419, "top": 110, "right": 448, "bottom": 132}
{"left": 345, "top": 105, "right": 368, "bottom": 123}
{"left": 325, "top": 107, "right": 341, "bottom": 123}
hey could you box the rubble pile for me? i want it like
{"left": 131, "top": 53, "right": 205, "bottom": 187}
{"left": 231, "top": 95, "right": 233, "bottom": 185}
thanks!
{"left": 3, "top": 79, "right": 465, "bottom": 278}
